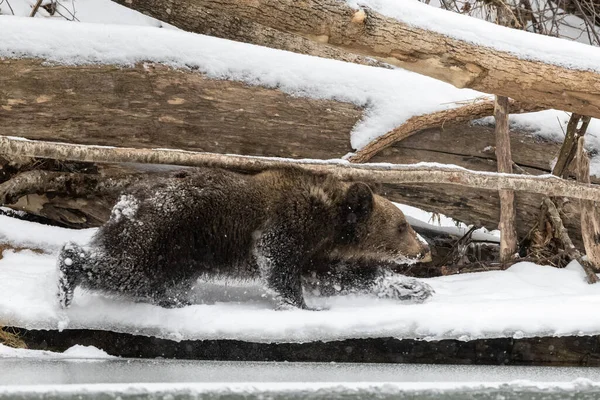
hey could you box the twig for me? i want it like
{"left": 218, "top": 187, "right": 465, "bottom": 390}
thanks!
{"left": 29, "top": 0, "right": 43, "bottom": 17}
{"left": 552, "top": 113, "right": 591, "bottom": 178}
{"left": 0, "top": 0, "right": 15, "bottom": 15}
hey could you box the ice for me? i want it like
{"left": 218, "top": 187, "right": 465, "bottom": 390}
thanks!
{"left": 2, "top": 360, "right": 600, "bottom": 399}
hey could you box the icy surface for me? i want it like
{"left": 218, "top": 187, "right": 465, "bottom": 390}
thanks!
{"left": 0, "top": 16, "right": 482, "bottom": 150}
{"left": 2, "top": 361, "right": 600, "bottom": 399}
{"left": 3, "top": 360, "right": 600, "bottom": 385}
{"left": 0, "top": 215, "right": 599, "bottom": 343}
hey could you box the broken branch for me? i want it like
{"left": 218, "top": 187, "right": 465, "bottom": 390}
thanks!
{"left": 349, "top": 98, "right": 543, "bottom": 163}
{"left": 543, "top": 197, "right": 599, "bottom": 283}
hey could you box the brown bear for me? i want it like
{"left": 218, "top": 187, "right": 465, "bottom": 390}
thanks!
{"left": 57, "top": 167, "right": 433, "bottom": 310}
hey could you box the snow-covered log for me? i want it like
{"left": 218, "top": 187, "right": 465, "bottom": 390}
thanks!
{"left": 0, "top": 59, "right": 361, "bottom": 157}
{"left": 112, "top": 0, "right": 600, "bottom": 119}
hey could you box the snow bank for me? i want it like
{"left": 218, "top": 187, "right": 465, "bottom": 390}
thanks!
{"left": 0, "top": 215, "right": 95, "bottom": 252}
{"left": 0, "top": 216, "right": 598, "bottom": 343}
{"left": 0, "top": 344, "right": 114, "bottom": 359}
{"left": 0, "top": 16, "right": 482, "bottom": 150}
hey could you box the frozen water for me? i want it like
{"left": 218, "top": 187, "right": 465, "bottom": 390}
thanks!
{"left": 2, "top": 360, "right": 600, "bottom": 399}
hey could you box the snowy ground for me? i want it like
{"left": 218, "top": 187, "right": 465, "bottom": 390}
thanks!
{"left": 1, "top": 212, "right": 599, "bottom": 343}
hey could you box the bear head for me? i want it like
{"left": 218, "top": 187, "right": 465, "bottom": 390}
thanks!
{"left": 335, "top": 182, "right": 431, "bottom": 264}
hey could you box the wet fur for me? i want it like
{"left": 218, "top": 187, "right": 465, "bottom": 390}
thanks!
{"left": 57, "top": 167, "right": 433, "bottom": 309}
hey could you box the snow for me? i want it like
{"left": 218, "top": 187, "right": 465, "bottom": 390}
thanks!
{"left": 0, "top": 214, "right": 95, "bottom": 252}
{"left": 348, "top": 0, "right": 600, "bottom": 73}
{"left": 0, "top": 215, "right": 598, "bottom": 343}
{"left": 0, "top": 344, "right": 114, "bottom": 359}
{"left": 0, "top": 16, "right": 483, "bottom": 150}
{"left": 1, "top": 0, "right": 164, "bottom": 27}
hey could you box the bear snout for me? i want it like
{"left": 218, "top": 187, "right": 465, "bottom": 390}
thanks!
{"left": 419, "top": 244, "right": 432, "bottom": 263}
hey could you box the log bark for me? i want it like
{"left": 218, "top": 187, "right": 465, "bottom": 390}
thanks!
{"left": 3, "top": 136, "right": 600, "bottom": 202}
{"left": 112, "top": 0, "right": 600, "bottom": 119}
{"left": 0, "top": 59, "right": 361, "bottom": 159}
{"left": 576, "top": 136, "right": 600, "bottom": 271}
{"left": 349, "top": 98, "right": 543, "bottom": 163}
{"left": 494, "top": 96, "right": 518, "bottom": 262}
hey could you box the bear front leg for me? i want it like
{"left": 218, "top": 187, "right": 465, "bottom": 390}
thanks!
{"left": 254, "top": 230, "right": 309, "bottom": 310}
{"left": 304, "top": 257, "right": 434, "bottom": 303}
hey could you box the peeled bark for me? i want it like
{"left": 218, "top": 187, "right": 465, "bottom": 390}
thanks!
{"left": 112, "top": 0, "right": 600, "bottom": 119}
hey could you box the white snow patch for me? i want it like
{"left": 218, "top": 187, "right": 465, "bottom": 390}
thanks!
{"left": 0, "top": 214, "right": 95, "bottom": 253}
{"left": 0, "top": 344, "right": 114, "bottom": 359}
{"left": 2, "top": 379, "right": 600, "bottom": 395}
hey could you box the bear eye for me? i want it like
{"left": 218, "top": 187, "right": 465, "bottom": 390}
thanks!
{"left": 397, "top": 222, "right": 408, "bottom": 234}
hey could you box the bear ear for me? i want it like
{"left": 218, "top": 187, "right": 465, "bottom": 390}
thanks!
{"left": 342, "top": 182, "right": 374, "bottom": 223}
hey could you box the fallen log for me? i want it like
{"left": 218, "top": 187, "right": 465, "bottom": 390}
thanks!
{"left": 112, "top": 0, "right": 600, "bottom": 119}
{"left": 3, "top": 136, "right": 600, "bottom": 202}
{"left": 0, "top": 59, "right": 361, "bottom": 158}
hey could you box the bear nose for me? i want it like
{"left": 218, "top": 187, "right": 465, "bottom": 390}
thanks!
{"left": 420, "top": 245, "right": 432, "bottom": 263}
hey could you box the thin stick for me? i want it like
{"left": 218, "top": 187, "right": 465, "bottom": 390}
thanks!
{"left": 29, "top": 0, "right": 43, "bottom": 17}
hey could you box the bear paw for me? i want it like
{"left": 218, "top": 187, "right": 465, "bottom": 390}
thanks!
{"left": 374, "top": 273, "right": 434, "bottom": 303}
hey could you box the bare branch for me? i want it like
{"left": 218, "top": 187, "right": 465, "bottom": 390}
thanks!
{"left": 3, "top": 136, "right": 600, "bottom": 201}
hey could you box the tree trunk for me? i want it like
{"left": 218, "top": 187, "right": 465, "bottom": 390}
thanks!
{"left": 111, "top": 0, "right": 600, "bottom": 119}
